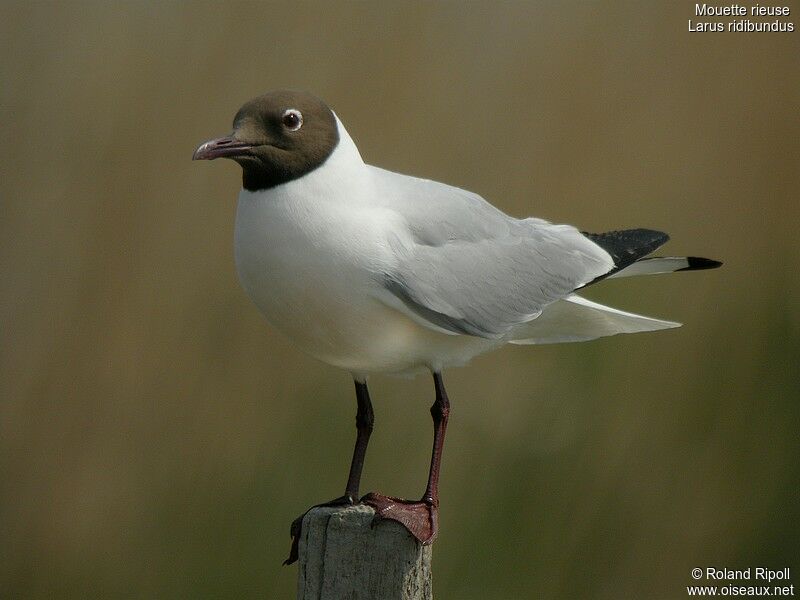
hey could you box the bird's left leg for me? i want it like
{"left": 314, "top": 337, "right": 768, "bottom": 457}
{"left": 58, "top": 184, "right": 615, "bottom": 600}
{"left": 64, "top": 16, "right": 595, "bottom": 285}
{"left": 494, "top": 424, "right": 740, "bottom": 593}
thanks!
{"left": 363, "top": 371, "right": 450, "bottom": 545}
{"left": 284, "top": 379, "right": 374, "bottom": 565}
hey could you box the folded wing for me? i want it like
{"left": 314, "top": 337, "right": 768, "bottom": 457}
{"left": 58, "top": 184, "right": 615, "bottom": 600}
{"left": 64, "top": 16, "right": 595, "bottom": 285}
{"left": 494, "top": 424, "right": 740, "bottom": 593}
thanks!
{"left": 373, "top": 171, "right": 616, "bottom": 338}
{"left": 369, "top": 168, "right": 713, "bottom": 341}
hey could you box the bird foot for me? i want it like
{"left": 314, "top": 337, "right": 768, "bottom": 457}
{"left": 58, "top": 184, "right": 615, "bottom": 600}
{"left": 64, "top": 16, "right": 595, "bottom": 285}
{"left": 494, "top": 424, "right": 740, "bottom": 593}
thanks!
{"left": 361, "top": 492, "right": 438, "bottom": 545}
{"left": 284, "top": 495, "right": 356, "bottom": 565}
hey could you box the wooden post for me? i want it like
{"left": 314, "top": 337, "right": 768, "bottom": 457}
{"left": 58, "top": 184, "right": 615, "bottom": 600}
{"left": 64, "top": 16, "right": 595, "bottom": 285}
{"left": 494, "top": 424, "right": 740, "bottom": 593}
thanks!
{"left": 296, "top": 504, "right": 433, "bottom": 600}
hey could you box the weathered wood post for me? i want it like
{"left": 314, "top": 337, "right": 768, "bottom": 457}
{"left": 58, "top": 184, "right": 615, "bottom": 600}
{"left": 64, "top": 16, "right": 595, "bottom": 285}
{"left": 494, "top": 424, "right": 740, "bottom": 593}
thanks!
{"left": 296, "top": 504, "right": 433, "bottom": 599}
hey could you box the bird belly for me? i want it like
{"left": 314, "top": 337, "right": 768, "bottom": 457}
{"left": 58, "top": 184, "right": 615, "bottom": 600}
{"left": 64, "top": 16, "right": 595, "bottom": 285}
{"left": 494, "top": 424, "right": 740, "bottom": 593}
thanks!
{"left": 234, "top": 189, "right": 499, "bottom": 375}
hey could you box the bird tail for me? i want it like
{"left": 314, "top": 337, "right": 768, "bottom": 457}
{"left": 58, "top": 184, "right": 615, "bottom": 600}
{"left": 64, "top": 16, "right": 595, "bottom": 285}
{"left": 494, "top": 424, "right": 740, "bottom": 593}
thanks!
{"left": 509, "top": 294, "right": 680, "bottom": 345}
{"left": 510, "top": 254, "right": 721, "bottom": 344}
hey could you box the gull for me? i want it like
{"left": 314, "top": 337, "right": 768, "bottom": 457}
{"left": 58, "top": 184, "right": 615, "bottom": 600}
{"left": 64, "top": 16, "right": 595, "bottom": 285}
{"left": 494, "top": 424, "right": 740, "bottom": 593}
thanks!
{"left": 193, "top": 90, "right": 721, "bottom": 563}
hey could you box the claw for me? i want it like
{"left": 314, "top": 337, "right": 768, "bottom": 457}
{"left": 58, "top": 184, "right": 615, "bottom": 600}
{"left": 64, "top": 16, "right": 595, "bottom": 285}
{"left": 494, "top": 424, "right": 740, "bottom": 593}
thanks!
{"left": 284, "top": 495, "right": 356, "bottom": 565}
{"left": 362, "top": 492, "right": 438, "bottom": 545}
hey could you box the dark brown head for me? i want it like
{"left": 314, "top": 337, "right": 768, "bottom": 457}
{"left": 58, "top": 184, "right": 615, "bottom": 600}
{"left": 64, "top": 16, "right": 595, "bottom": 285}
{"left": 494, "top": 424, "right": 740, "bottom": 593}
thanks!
{"left": 193, "top": 90, "right": 339, "bottom": 191}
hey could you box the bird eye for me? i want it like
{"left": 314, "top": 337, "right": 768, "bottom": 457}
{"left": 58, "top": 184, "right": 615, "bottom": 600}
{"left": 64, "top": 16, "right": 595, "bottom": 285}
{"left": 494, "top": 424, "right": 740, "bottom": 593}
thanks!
{"left": 282, "top": 109, "right": 303, "bottom": 131}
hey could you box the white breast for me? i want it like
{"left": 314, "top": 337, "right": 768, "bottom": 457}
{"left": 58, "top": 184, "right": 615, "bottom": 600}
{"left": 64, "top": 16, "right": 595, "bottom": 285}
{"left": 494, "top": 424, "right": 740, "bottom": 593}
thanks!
{"left": 233, "top": 124, "right": 501, "bottom": 376}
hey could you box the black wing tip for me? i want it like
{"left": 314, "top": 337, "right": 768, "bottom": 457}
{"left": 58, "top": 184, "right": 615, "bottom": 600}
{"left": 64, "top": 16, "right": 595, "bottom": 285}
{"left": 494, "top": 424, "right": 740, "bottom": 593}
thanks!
{"left": 637, "top": 228, "right": 670, "bottom": 244}
{"left": 584, "top": 228, "right": 669, "bottom": 242}
{"left": 583, "top": 228, "right": 670, "bottom": 264}
{"left": 680, "top": 257, "right": 723, "bottom": 271}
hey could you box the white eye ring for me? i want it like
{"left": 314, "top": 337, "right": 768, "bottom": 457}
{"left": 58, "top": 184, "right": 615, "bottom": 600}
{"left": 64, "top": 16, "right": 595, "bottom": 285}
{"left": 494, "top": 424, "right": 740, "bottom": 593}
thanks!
{"left": 282, "top": 109, "right": 303, "bottom": 131}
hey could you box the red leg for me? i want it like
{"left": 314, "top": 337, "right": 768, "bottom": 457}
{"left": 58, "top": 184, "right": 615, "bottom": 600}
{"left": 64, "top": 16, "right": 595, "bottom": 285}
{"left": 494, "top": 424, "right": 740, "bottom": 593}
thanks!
{"left": 363, "top": 372, "right": 449, "bottom": 545}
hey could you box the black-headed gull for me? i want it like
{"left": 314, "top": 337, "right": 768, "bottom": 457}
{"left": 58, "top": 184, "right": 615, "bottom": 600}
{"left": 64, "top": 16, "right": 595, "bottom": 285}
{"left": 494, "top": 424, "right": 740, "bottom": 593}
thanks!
{"left": 193, "top": 90, "right": 721, "bottom": 563}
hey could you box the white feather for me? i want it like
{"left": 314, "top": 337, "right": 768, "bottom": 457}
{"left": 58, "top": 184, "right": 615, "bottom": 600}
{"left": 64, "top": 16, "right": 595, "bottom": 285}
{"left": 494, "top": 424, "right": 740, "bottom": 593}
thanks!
{"left": 509, "top": 295, "right": 680, "bottom": 345}
{"left": 608, "top": 257, "right": 691, "bottom": 279}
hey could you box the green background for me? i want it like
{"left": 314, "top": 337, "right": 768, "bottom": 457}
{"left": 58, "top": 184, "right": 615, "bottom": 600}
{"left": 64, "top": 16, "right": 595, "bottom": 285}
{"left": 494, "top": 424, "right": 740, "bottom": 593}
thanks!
{"left": 2, "top": 2, "right": 798, "bottom": 598}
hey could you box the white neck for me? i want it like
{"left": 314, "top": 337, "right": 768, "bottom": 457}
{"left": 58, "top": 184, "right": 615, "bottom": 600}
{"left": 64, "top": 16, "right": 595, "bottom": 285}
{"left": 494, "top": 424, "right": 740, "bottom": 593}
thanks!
{"left": 327, "top": 113, "right": 364, "bottom": 169}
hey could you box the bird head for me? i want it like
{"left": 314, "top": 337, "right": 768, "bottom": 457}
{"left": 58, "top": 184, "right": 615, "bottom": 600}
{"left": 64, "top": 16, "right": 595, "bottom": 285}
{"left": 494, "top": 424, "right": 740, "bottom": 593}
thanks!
{"left": 193, "top": 90, "right": 339, "bottom": 191}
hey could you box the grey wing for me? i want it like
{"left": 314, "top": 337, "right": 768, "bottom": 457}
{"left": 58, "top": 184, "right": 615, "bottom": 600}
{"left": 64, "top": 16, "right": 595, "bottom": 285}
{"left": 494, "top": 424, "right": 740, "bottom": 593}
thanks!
{"left": 371, "top": 169, "right": 615, "bottom": 338}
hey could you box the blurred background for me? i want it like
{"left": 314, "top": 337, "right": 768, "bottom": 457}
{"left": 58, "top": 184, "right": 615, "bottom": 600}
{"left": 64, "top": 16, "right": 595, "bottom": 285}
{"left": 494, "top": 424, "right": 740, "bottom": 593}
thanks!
{"left": 2, "top": 2, "right": 798, "bottom": 598}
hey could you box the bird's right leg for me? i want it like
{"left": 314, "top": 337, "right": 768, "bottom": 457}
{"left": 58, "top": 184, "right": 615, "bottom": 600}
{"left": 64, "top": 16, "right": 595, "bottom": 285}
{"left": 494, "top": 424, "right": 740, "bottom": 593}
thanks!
{"left": 284, "top": 379, "right": 374, "bottom": 565}
{"left": 363, "top": 371, "right": 448, "bottom": 546}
